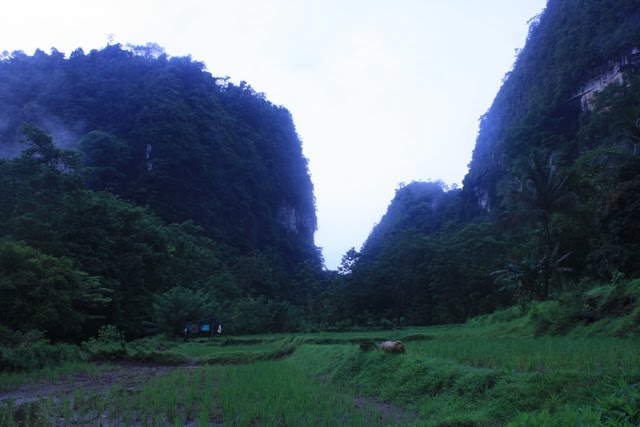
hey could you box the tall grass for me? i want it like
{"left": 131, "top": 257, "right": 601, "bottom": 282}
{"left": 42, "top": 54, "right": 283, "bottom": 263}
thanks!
{"left": 407, "top": 336, "right": 640, "bottom": 373}
{"left": 291, "top": 333, "right": 640, "bottom": 426}
{"left": 0, "top": 361, "right": 103, "bottom": 392}
{"left": 215, "top": 360, "right": 389, "bottom": 427}
{"left": 0, "top": 367, "right": 221, "bottom": 426}
{"left": 0, "top": 361, "right": 396, "bottom": 427}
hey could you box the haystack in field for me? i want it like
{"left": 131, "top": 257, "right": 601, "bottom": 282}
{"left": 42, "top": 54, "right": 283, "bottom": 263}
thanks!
{"left": 379, "top": 340, "right": 405, "bottom": 354}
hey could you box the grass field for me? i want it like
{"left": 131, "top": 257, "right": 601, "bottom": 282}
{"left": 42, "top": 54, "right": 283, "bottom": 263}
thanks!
{"left": 1, "top": 313, "right": 639, "bottom": 426}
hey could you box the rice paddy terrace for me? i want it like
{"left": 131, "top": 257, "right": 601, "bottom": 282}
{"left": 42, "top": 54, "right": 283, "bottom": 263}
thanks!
{"left": 1, "top": 311, "right": 639, "bottom": 426}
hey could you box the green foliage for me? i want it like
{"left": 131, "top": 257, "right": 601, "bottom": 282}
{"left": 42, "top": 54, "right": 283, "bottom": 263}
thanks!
{"left": 0, "top": 47, "right": 323, "bottom": 339}
{"left": 501, "top": 150, "right": 580, "bottom": 244}
{"left": 342, "top": 189, "right": 508, "bottom": 325}
{"left": 2, "top": 0, "right": 640, "bottom": 340}
{"left": 597, "top": 380, "right": 640, "bottom": 426}
{"left": 464, "top": 0, "right": 640, "bottom": 211}
{"left": 494, "top": 150, "right": 580, "bottom": 302}
{"left": 1, "top": 125, "right": 325, "bottom": 338}
{"left": 0, "top": 325, "right": 20, "bottom": 347}
{"left": 493, "top": 245, "right": 573, "bottom": 302}
{"left": 528, "top": 300, "right": 578, "bottom": 336}
{"left": 153, "top": 287, "right": 217, "bottom": 337}
{"left": 509, "top": 407, "right": 604, "bottom": 427}
{"left": 223, "top": 296, "right": 309, "bottom": 334}
{"left": 467, "top": 305, "right": 524, "bottom": 327}
{"left": 1, "top": 324, "right": 639, "bottom": 426}
{"left": 78, "top": 130, "right": 132, "bottom": 192}
{"left": 596, "top": 157, "right": 640, "bottom": 277}
{"left": 80, "top": 339, "right": 127, "bottom": 362}
{"left": 0, "top": 44, "right": 319, "bottom": 270}
{"left": 0, "top": 367, "right": 220, "bottom": 426}
{"left": 0, "top": 238, "right": 109, "bottom": 341}
{"left": 526, "top": 279, "right": 640, "bottom": 337}
{"left": 336, "top": 0, "right": 640, "bottom": 326}
{"left": 0, "top": 338, "right": 83, "bottom": 372}
{"left": 510, "top": 380, "right": 640, "bottom": 426}
{"left": 96, "top": 324, "right": 125, "bottom": 343}
{"left": 215, "top": 359, "right": 381, "bottom": 426}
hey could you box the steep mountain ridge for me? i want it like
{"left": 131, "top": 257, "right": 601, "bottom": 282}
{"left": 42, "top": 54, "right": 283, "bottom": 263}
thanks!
{"left": 342, "top": 0, "right": 640, "bottom": 326}
{"left": 0, "top": 44, "right": 319, "bottom": 268}
{"left": 0, "top": 45, "right": 321, "bottom": 338}
{"left": 462, "top": 0, "right": 640, "bottom": 213}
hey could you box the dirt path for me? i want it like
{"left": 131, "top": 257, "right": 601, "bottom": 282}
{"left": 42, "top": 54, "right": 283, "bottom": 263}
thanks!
{"left": 0, "top": 362, "right": 194, "bottom": 406}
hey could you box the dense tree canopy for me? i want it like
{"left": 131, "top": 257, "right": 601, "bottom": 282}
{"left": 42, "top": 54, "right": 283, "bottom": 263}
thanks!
{"left": 324, "top": 0, "right": 640, "bottom": 326}
{"left": 0, "top": 44, "right": 319, "bottom": 269}
{"left": 0, "top": 46, "right": 321, "bottom": 339}
{"left": 2, "top": 0, "right": 640, "bottom": 337}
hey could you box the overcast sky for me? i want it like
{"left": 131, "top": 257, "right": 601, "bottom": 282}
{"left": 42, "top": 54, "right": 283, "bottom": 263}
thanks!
{"left": 1, "top": 0, "right": 547, "bottom": 269}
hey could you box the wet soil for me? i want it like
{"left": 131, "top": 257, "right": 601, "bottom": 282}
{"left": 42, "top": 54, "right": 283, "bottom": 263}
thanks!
{"left": 0, "top": 362, "right": 194, "bottom": 406}
{"left": 354, "top": 396, "right": 416, "bottom": 425}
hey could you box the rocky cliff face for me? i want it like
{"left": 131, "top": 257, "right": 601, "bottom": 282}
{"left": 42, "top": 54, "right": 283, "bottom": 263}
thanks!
{"left": 573, "top": 48, "right": 640, "bottom": 111}
{"left": 462, "top": 0, "right": 640, "bottom": 214}
{"left": 276, "top": 202, "right": 316, "bottom": 246}
{"left": 0, "top": 45, "right": 320, "bottom": 268}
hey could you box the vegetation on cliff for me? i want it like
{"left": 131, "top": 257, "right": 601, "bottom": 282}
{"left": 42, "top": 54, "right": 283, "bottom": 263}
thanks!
{"left": 0, "top": 46, "right": 319, "bottom": 338}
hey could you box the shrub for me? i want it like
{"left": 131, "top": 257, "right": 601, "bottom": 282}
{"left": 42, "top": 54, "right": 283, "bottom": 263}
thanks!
{"left": 0, "top": 325, "right": 20, "bottom": 347}
{"left": 153, "top": 287, "right": 217, "bottom": 337}
{"left": 509, "top": 380, "right": 640, "bottom": 426}
{"left": 97, "top": 324, "right": 125, "bottom": 343}
{"left": 528, "top": 298, "right": 587, "bottom": 336}
{"left": 223, "top": 297, "right": 308, "bottom": 334}
{"left": 0, "top": 340, "right": 83, "bottom": 371}
{"left": 468, "top": 306, "right": 525, "bottom": 326}
{"left": 81, "top": 324, "right": 127, "bottom": 360}
{"left": 0, "top": 238, "right": 109, "bottom": 341}
{"left": 596, "top": 380, "right": 640, "bottom": 425}
{"left": 526, "top": 280, "right": 640, "bottom": 336}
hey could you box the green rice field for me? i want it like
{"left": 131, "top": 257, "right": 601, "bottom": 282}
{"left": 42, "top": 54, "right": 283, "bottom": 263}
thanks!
{"left": 1, "top": 318, "right": 639, "bottom": 426}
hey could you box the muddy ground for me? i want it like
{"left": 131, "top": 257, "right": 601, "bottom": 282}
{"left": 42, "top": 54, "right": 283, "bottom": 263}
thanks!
{"left": 0, "top": 362, "right": 194, "bottom": 407}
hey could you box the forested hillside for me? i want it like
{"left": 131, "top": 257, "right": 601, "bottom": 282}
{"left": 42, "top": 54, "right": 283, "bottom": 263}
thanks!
{"left": 0, "top": 44, "right": 318, "bottom": 265}
{"left": 2, "top": 2, "right": 640, "bottom": 425}
{"left": 463, "top": 0, "right": 640, "bottom": 213}
{"left": 2, "top": 0, "right": 640, "bottom": 342}
{"left": 333, "top": 0, "right": 640, "bottom": 329}
{"left": 0, "top": 44, "right": 320, "bottom": 339}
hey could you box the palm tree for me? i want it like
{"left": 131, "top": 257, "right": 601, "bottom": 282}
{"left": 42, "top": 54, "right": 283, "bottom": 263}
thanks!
{"left": 502, "top": 150, "right": 580, "bottom": 246}
{"left": 492, "top": 244, "right": 572, "bottom": 301}
{"left": 497, "top": 150, "right": 579, "bottom": 300}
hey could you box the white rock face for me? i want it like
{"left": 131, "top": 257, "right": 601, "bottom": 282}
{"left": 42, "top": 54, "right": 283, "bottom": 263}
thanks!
{"left": 574, "top": 48, "right": 640, "bottom": 111}
{"left": 276, "top": 202, "right": 315, "bottom": 235}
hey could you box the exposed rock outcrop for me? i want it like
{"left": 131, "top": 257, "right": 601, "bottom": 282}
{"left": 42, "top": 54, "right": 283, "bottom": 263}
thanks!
{"left": 573, "top": 48, "right": 640, "bottom": 110}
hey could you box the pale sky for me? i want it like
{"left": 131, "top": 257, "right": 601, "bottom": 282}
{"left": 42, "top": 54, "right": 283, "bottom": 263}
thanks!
{"left": 0, "top": 1, "right": 546, "bottom": 269}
